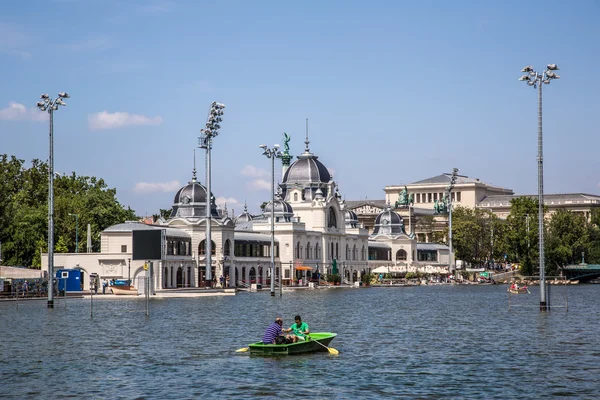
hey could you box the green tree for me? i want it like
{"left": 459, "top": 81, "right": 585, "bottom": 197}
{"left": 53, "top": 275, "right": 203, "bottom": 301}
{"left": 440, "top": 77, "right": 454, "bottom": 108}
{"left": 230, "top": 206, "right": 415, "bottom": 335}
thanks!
{"left": 0, "top": 155, "right": 138, "bottom": 267}
{"left": 450, "top": 206, "right": 501, "bottom": 265}
{"left": 545, "top": 210, "right": 589, "bottom": 275}
{"left": 505, "top": 197, "right": 541, "bottom": 276}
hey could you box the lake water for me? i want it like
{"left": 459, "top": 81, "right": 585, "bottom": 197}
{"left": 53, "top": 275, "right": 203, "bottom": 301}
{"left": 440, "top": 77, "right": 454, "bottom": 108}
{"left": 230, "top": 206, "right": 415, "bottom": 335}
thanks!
{"left": 1, "top": 284, "right": 599, "bottom": 399}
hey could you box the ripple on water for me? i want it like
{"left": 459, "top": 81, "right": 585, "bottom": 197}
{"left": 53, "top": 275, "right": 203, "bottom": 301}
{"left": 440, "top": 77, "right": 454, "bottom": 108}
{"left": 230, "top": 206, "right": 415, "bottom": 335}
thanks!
{"left": 1, "top": 285, "right": 600, "bottom": 399}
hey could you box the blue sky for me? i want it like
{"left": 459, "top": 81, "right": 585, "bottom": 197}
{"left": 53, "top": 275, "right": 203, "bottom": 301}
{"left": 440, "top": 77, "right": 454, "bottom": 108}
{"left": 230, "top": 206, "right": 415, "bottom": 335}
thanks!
{"left": 1, "top": 0, "right": 599, "bottom": 217}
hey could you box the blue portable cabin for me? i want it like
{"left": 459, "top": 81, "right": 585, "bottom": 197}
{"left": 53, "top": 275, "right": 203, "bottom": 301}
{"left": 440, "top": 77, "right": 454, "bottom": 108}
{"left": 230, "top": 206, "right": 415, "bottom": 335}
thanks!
{"left": 55, "top": 269, "right": 82, "bottom": 292}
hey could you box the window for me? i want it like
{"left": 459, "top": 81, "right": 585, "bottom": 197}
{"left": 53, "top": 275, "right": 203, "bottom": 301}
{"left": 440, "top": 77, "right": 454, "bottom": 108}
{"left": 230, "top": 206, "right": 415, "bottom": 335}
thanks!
{"left": 396, "top": 249, "right": 407, "bottom": 261}
{"left": 416, "top": 193, "right": 421, "bottom": 203}
{"left": 328, "top": 207, "right": 337, "bottom": 228}
{"left": 451, "top": 192, "right": 455, "bottom": 202}
{"left": 428, "top": 193, "right": 432, "bottom": 203}
{"left": 306, "top": 243, "right": 310, "bottom": 259}
{"left": 361, "top": 245, "right": 366, "bottom": 261}
{"left": 296, "top": 242, "right": 300, "bottom": 259}
{"left": 335, "top": 243, "right": 339, "bottom": 259}
{"left": 294, "top": 193, "right": 298, "bottom": 202}
{"left": 346, "top": 244, "right": 350, "bottom": 260}
{"left": 433, "top": 193, "right": 438, "bottom": 201}
{"left": 121, "top": 245, "right": 127, "bottom": 253}
{"left": 457, "top": 192, "right": 461, "bottom": 202}
{"left": 224, "top": 239, "right": 231, "bottom": 256}
{"left": 199, "top": 240, "right": 216, "bottom": 255}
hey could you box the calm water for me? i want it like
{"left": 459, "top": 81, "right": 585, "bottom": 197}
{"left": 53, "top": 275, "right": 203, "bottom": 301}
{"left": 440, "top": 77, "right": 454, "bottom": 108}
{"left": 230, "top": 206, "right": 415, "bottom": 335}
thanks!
{"left": 1, "top": 284, "right": 599, "bottom": 399}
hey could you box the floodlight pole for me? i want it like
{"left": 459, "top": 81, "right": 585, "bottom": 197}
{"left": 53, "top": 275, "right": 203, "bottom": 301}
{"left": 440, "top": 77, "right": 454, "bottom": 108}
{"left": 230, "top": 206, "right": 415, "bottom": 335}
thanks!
{"left": 260, "top": 144, "right": 282, "bottom": 297}
{"left": 199, "top": 102, "right": 225, "bottom": 288}
{"left": 37, "top": 92, "right": 70, "bottom": 309}
{"left": 519, "top": 64, "right": 560, "bottom": 311}
{"left": 446, "top": 168, "right": 459, "bottom": 278}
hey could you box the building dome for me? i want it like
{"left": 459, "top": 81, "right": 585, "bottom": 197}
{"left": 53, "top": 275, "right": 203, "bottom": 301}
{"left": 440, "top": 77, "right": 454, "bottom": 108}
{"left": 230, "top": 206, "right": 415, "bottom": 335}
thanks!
{"left": 264, "top": 193, "right": 294, "bottom": 222}
{"left": 372, "top": 205, "right": 406, "bottom": 236}
{"left": 282, "top": 153, "right": 331, "bottom": 185}
{"left": 344, "top": 209, "right": 359, "bottom": 228}
{"left": 170, "top": 176, "right": 219, "bottom": 219}
{"left": 236, "top": 203, "right": 253, "bottom": 223}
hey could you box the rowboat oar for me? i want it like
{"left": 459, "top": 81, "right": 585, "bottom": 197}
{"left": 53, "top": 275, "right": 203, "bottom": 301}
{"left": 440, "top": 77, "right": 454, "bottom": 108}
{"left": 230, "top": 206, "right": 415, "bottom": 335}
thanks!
{"left": 235, "top": 347, "right": 249, "bottom": 353}
{"left": 308, "top": 336, "right": 339, "bottom": 355}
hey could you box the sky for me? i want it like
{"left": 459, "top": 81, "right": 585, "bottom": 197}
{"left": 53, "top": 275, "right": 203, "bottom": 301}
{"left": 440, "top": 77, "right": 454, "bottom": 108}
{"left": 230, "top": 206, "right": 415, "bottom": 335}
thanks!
{"left": 1, "top": 0, "right": 599, "bottom": 217}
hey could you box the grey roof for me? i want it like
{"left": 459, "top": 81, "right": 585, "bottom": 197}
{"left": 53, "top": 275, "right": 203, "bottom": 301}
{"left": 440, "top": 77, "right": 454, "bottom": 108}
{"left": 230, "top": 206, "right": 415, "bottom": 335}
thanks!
{"left": 170, "top": 178, "right": 219, "bottom": 219}
{"left": 104, "top": 221, "right": 191, "bottom": 238}
{"left": 282, "top": 153, "right": 331, "bottom": 185}
{"left": 234, "top": 231, "right": 277, "bottom": 243}
{"left": 477, "top": 193, "right": 600, "bottom": 207}
{"left": 372, "top": 207, "right": 406, "bottom": 236}
{"left": 410, "top": 173, "right": 482, "bottom": 185}
{"left": 368, "top": 241, "right": 391, "bottom": 249}
{"left": 346, "top": 200, "right": 387, "bottom": 209}
{"left": 417, "top": 243, "right": 449, "bottom": 251}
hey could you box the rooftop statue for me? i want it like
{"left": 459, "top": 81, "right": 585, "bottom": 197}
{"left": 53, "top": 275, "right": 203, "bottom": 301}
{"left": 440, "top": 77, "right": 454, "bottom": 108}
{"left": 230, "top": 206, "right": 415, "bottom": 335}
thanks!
{"left": 394, "top": 186, "right": 413, "bottom": 208}
{"left": 283, "top": 132, "right": 291, "bottom": 155}
{"left": 433, "top": 194, "right": 449, "bottom": 214}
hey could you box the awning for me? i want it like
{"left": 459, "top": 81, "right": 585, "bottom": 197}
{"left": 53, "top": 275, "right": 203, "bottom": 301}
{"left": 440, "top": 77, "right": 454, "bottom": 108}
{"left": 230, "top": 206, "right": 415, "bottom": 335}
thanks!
{"left": 295, "top": 266, "right": 314, "bottom": 271}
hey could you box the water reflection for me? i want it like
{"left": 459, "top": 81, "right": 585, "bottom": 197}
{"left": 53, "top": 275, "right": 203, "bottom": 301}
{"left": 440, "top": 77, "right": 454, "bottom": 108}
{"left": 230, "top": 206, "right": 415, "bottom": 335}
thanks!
{"left": 1, "top": 285, "right": 599, "bottom": 399}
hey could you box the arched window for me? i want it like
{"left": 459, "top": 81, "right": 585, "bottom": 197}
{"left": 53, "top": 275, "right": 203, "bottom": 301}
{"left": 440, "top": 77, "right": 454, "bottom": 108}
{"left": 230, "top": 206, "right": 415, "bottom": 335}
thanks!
{"left": 330, "top": 243, "right": 334, "bottom": 260}
{"left": 361, "top": 245, "right": 366, "bottom": 261}
{"left": 335, "top": 243, "right": 339, "bottom": 259}
{"left": 224, "top": 239, "right": 231, "bottom": 256}
{"left": 294, "top": 193, "right": 298, "bottom": 202}
{"left": 306, "top": 243, "right": 310, "bottom": 259}
{"left": 396, "top": 249, "right": 407, "bottom": 261}
{"left": 353, "top": 245, "right": 357, "bottom": 261}
{"left": 315, "top": 243, "right": 320, "bottom": 259}
{"left": 296, "top": 242, "right": 300, "bottom": 259}
{"left": 346, "top": 244, "right": 350, "bottom": 260}
{"left": 199, "top": 240, "right": 216, "bottom": 256}
{"left": 328, "top": 207, "right": 337, "bottom": 228}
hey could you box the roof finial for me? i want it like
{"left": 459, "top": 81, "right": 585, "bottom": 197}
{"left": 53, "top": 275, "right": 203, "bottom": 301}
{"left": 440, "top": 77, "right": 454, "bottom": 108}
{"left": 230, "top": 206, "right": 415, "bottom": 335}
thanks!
{"left": 192, "top": 148, "right": 197, "bottom": 182}
{"left": 244, "top": 199, "right": 248, "bottom": 212}
{"left": 305, "top": 118, "right": 310, "bottom": 153}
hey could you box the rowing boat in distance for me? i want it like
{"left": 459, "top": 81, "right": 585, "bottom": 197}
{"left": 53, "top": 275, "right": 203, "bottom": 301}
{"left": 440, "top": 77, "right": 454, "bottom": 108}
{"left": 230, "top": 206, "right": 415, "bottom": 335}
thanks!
{"left": 248, "top": 332, "right": 336, "bottom": 355}
{"left": 110, "top": 279, "right": 138, "bottom": 296}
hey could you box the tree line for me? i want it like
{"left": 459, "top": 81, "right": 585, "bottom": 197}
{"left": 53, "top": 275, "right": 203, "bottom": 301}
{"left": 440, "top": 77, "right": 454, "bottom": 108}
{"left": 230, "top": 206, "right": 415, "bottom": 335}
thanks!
{"left": 0, "top": 155, "right": 137, "bottom": 268}
{"left": 448, "top": 197, "right": 600, "bottom": 276}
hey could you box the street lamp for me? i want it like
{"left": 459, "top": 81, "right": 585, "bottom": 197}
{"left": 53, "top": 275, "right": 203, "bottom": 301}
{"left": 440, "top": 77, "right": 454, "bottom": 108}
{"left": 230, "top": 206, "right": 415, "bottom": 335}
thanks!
{"left": 68, "top": 213, "right": 79, "bottom": 253}
{"left": 127, "top": 258, "right": 131, "bottom": 283}
{"left": 260, "top": 144, "right": 282, "bottom": 297}
{"left": 37, "top": 92, "right": 70, "bottom": 309}
{"left": 519, "top": 63, "right": 560, "bottom": 312}
{"left": 198, "top": 101, "right": 225, "bottom": 288}
{"left": 446, "top": 168, "right": 459, "bottom": 277}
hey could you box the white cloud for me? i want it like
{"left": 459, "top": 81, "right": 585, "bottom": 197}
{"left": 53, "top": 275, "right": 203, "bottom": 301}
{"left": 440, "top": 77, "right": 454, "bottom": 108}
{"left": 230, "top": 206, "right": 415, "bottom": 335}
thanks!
{"left": 215, "top": 197, "right": 240, "bottom": 208}
{"left": 0, "top": 102, "right": 47, "bottom": 121}
{"left": 246, "top": 179, "right": 271, "bottom": 191}
{"left": 328, "top": 168, "right": 336, "bottom": 179}
{"left": 89, "top": 111, "right": 163, "bottom": 130}
{"left": 241, "top": 165, "right": 268, "bottom": 178}
{"left": 133, "top": 180, "right": 180, "bottom": 194}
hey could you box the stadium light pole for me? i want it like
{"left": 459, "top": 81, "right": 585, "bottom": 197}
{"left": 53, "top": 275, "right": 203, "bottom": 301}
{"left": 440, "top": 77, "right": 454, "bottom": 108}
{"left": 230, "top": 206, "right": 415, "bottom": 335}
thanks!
{"left": 519, "top": 64, "right": 560, "bottom": 312}
{"left": 198, "top": 101, "right": 225, "bottom": 288}
{"left": 68, "top": 213, "right": 79, "bottom": 253}
{"left": 37, "top": 92, "right": 70, "bottom": 309}
{"left": 446, "top": 168, "right": 459, "bottom": 278}
{"left": 260, "top": 144, "right": 282, "bottom": 297}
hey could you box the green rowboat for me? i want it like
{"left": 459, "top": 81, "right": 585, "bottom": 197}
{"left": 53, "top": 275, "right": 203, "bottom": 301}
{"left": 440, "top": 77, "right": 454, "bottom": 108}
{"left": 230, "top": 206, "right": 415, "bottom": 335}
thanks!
{"left": 248, "top": 332, "right": 337, "bottom": 355}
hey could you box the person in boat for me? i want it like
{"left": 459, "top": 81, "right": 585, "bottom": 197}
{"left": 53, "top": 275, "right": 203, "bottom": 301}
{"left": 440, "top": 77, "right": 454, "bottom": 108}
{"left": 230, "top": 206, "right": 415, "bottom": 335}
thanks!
{"left": 262, "top": 317, "right": 285, "bottom": 344}
{"left": 283, "top": 315, "right": 310, "bottom": 342}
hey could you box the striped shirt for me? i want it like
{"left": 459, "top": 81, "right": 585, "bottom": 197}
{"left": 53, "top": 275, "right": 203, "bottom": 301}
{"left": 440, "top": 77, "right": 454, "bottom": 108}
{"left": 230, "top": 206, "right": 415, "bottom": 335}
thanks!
{"left": 262, "top": 322, "right": 282, "bottom": 344}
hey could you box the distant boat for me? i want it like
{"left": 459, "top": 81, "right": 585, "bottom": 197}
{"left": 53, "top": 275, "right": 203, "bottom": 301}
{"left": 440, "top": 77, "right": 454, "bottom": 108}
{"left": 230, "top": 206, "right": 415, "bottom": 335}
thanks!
{"left": 110, "top": 279, "right": 138, "bottom": 296}
{"left": 508, "top": 287, "right": 528, "bottom": 294}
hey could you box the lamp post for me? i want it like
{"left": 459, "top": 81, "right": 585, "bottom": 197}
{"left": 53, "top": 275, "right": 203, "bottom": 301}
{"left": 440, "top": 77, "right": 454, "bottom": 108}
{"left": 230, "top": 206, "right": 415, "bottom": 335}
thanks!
{"left": 127, "top": 258, "right": 131, "bottom": 283}
{"left": 519, "top": 64, "right": 560, "bottom": 311}
{"left": 37, "top": 92, "right": 70, "bottom": 309}
{"left": 446, "top": 168, "right": 459, "bottom": 278}
{"left": 260, "top": 144, "right": 282, "bottom": 297}
{"left": 198, "top": 101, "right": 225, "bottom": 288}
{"left": 68, "top": 213, "right": 79, "bottom": 253}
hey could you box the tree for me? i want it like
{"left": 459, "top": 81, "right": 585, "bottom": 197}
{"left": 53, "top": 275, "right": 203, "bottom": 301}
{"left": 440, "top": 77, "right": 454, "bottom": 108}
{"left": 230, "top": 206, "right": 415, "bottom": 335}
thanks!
{"left": 450, "top": 206, "right": 501, "bottom": 265}
{"left": 545, "top": 210, "right": 589, "bottom": 275}
{"left": 505, "top": 197, "right": 541, "bottom": 276}
{"left": 0, "top": 155, "right": 138, "bottom": 267}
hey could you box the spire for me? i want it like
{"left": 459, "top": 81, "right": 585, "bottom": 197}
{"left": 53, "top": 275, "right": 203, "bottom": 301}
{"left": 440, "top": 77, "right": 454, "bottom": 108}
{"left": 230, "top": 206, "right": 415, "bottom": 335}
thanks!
{"left": 304, "top": 118, "right": 310, "bottom": 153}
{"left": 192, "top": 148, "right": 197, "bottom": 182}
{"left": 244, "top": 200, "right": 248, "bottom": 213}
